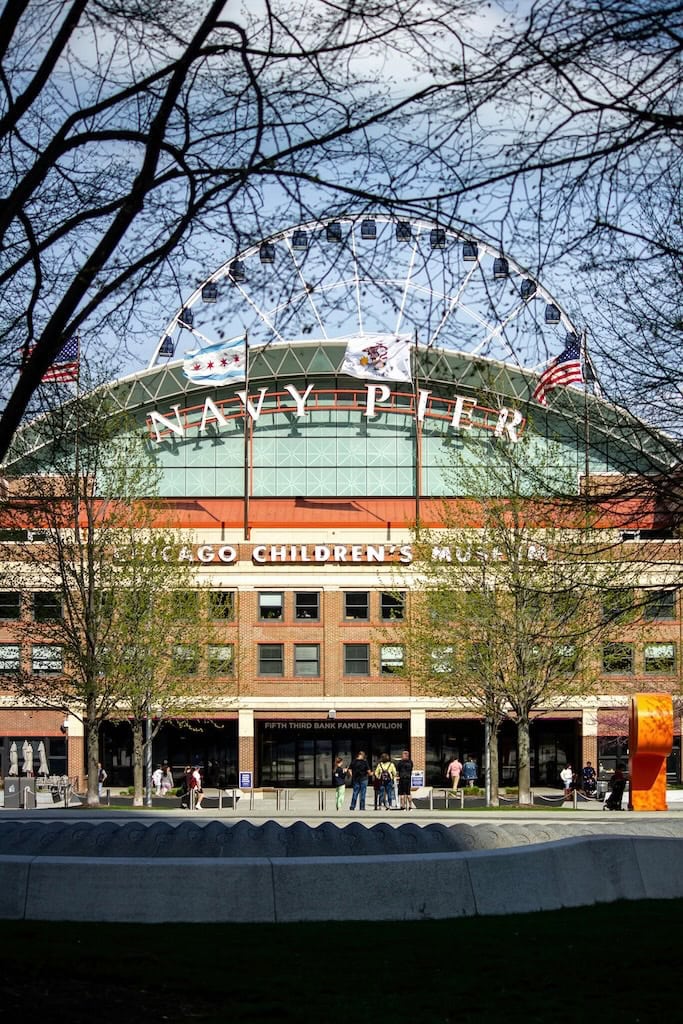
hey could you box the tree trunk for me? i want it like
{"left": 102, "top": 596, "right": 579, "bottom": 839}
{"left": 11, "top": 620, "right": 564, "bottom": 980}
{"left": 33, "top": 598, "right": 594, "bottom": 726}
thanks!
{"left": 132, "top": 718, "right": 144, "bottom": 807}
{"left": 487, "top": 720, "right": 500, "bottom": 807}
{"left": 517, "top": 717, "right": 532, "bottom": 805}
{"left": 85, "top": 691, "right": 100, "bottom": 805}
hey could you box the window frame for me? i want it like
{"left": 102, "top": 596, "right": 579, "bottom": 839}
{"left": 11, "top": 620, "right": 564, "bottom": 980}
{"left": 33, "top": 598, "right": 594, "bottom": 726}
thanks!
{"left": 208, "top": 591, "right": 235, "bottom": 621}
{"left": 344, "top": 591, "right": 369, "bottom": 621}
{"left": 344, "top": 642, "right": 370, "bottom": 676}
{"left": 258, "top": 591, "right": 284, "bottom": 621}
{"left": 644, "top": 589, "right": 676, "bottom": 621}
{"left": 380, "top": 591, "right": 405, "bottom": 621}
{"left": 643, "top": 642, "right": 676, "bottom": 674}
{"left": 0, "top": 592, "right": 21, "bottom": 620}
{"left": 0, "top": 643, "right": 20, "bottom": 672}
{"left": 294, "top": 643, "right": 321, "bottom": 677}
{"left": 31, "top": 643, "right": 63, "bottom": 674}
{"left": 294, "top": 591, "right": 320, "bottom": 621}
{"left": 172, "top": 643, "right": 199, "bottom": 675}
{"left": 171, "top": 590, "right": 200, "bottom": 621}
{"left": 207, "top": 643, "right": 235, "bottom": 676}
{"left": 33, "top": 591, "right": 62, "bottom": 622}
{"left": 258, "top": 643, "right": 284, "bottom": 676}
{"left": 380, "top": 644, "right": 404, "bottom": 674}
{"left": 602, "top": 642, "right": 634, "bottom": 675}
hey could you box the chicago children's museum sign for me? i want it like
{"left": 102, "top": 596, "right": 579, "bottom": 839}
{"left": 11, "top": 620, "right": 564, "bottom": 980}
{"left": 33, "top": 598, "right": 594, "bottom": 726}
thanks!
{"left": 147, "top": 383, "right": 525, "bottom": 444}
{"left": 157, "top": 540, "right": 547, "bottom": 565}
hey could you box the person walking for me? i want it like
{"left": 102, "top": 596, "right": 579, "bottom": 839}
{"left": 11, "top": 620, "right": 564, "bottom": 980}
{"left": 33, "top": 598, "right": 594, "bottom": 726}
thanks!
{"left": 349, "top": 750, "right": 371, "bottom": 810}
{"left": 160, "top": 762, "right": 174, "bottom": 795}
{"left": 445, "top": 755, "right": 462, "bottom": 790}
{"left": 190, "top": 764, "right": 204, "bottom": 809}
{"left": 332, "top": 756, "right": 347, "bottom": 811}
{"left": 397, "top": 749, "right": 415, "bottom": 810}
{"left": 152, "top": 765, "right": 163, "bottom": 796}
{"left": 373, "top": 753, "right": 397, "bottom": 810}
{"left": 97, "top": 761, "right": 107, "bottom": 798}
{"left": 560, "top": 763, "right": 573, "bottom": 798}
{"left": 463, "top": 756, "right": 478, "bottom": 789}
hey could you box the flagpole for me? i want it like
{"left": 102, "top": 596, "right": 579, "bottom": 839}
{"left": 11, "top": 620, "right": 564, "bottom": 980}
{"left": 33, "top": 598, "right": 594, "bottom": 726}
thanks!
{"left": 243, "top": 332, "right": 250, "bottom": 541}
{"left": 582, "top": 328, "right": 590, "bottom": 517}
{"left": 413, "top": 329, "right": 421, "bottom": 537}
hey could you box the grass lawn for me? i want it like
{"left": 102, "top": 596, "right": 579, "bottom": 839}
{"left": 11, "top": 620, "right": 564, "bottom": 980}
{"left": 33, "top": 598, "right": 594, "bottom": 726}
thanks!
{"left": 2, "top": 900, "right": 677, "bottom": 1023}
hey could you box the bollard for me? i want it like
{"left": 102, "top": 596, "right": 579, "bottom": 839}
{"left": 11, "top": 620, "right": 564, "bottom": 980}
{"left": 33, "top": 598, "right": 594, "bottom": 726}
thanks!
{"left": 572, "top": 788, "right": 578, "bottom": 810}
{"left": 219, "top": 789, "right": 222, "bottom": 811}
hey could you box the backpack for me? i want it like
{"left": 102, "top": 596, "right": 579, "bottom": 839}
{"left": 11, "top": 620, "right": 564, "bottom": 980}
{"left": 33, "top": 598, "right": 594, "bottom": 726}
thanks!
{"left": 379, "top": 765, "right": 391, "bottom": 785}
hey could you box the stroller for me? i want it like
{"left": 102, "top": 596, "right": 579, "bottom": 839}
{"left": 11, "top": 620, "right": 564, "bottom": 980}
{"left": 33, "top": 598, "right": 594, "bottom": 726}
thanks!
{"left": 603, "top": 777, "right": 626, "bottom": 810}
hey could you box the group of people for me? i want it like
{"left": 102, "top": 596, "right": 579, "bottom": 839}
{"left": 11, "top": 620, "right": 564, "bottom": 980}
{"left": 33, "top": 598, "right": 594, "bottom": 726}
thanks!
{"left": 445, "top": 755, "right": 478, "bottom": 790}
{"left": 336, "top": 750, "right": 416, "bottom": 811}
{"left": 560, "top": 761, "right": 598, "bottom": 797}
{"left": 151, "top": 762, "right": 175, "bottom": 797}
{"left": 180, "top": 764, "right": 205, "bottom": 808}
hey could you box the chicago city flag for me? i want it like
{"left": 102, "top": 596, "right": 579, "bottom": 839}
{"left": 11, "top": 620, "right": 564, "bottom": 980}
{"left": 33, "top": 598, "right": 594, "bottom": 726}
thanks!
{"left": 182, "top": 336, "right": 246, "bottom": 384}
{"left": 341, "top": 333, "right": 413, "bottom": 383}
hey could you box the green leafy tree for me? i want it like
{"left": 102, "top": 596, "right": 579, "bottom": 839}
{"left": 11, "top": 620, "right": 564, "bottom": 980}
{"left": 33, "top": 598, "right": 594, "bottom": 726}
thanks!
{"left": 400, "top": 435, "right": 645, "bottom": 805}
{"left": 0, "top": 396, "right": 230, "bottom": 804}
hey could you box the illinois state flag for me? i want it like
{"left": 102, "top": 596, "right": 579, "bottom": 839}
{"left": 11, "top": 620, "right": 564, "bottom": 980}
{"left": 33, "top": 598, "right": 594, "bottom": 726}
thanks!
{"left": 341, "top": 333, "right": 413, "bottom": 383}
{"left": 182, "top": 337, "right": 246, "bottom": 384}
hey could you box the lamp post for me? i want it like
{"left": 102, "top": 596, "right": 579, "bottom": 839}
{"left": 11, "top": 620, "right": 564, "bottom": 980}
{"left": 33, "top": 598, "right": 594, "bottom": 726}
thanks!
{"left": 144, "top": 695, "right": 153, "bottom": 808}
{"left": 60, "top": 715, "right": 70, "bottom": 807}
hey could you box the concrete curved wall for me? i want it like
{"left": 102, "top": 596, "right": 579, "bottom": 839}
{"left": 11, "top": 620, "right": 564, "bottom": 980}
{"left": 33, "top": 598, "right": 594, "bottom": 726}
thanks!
{"left": 2, "top": 834, "right": 683, "bottom": 922}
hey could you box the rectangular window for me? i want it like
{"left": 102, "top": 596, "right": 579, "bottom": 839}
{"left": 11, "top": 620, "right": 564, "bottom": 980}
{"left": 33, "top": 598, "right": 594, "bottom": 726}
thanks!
{"left": 344, "top": 643, "right": 370, "bottom": 675}
{"left": 602, "top": 642, "right": 633, "bottom": 674}
{"left": 601, "top": 589, "right": 635, "bottom": 624}
{"left": 0, "top": 644, "right": 20, "bottom": 672}
{"left": 381, "top": 591, "right": 405, "bottom": 620}
{"left": 431, "top": 645, "right": 454, "bottom": 674}
{"left": 295, "top": 592, "right": 320, "bottom": 620}
{"left": 381, "top": 645, "right": 404, "bottom": 674}
{"left": 33, "top": 591, "right": 62, "bottom": 622}
{"left": 555, "top": 643, "right": 578, "bottom": 674}
{"left": 644, "top": 590, "right": 676, "bottom": 620}
{"left": 171, "top": 591, "right": 199, "bottom": 621}
{"left": 258, "top": 643, "right": 284, "bottom": 676}
{"left": 172, "top": 644, "right": 199, "bottom": 674}
{"left": 208, "top": 591, "right": 235, "bottom": 620}
{"left": 95, "top": 591, "right": 114, "bottom": 619}
{"left": 207, "top": 644, "right": 234, "bottom": 676}
{"left": 259, "top": 592, "right": 284, "bottom": 621}
{"left": 32, "top": 644, "right": 63, "bottom": 674}
{"left": 644, "top": 643, "right": 676, "bottom": 673}
{"left": 344, "top": 592, "right": 369, "bottom": 620}
{"left": 294, "top": 644, "right": 320, "bottom": 677}
{"left": 0, "top": 592, "right": 20, "bottom": 619}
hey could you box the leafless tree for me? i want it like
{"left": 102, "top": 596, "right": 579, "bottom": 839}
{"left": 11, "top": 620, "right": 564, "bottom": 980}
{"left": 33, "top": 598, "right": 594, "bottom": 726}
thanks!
{"left": 0, "top": 0, "right": 488, "bottom": 459}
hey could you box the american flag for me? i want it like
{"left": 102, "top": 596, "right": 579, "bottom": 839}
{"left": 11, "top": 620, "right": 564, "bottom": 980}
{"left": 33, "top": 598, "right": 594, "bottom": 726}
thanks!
{"left": 533, "top": 336, "right": 583, "bottom": 406}
{"left": 42, "top": 337, "right": 80, "bottom": 383}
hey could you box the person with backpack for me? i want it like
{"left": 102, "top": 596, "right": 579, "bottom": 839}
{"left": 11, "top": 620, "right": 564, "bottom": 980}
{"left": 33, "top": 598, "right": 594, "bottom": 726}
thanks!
{"left": 374, "top": 753, "right": 397, "bottom": 810}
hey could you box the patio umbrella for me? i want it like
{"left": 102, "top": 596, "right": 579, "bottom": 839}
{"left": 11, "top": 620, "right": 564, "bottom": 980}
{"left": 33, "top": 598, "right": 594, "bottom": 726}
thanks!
{"left": 22, "top": 739, "right": 33, "bottom": 775}
{"left": 37, "top": 740, "right": 49, "bottom": 776}
{"left": 9, "top": 741, "right": 18, "bottom": 776}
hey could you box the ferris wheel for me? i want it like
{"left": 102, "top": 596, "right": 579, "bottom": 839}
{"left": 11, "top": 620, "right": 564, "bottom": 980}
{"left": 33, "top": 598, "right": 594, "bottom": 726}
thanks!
{"left": 149, "top": 213, "right": 581, "bottom": 376}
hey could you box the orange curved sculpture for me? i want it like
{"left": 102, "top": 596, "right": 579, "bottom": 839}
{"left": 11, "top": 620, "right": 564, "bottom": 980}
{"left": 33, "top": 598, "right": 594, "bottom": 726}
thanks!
{"left": 629, "top": 694, "right": 673, "bottom": 811}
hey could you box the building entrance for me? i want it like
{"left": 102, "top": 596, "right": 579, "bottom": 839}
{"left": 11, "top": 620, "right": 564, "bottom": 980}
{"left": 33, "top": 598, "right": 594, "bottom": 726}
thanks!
{"left": 257, "top": 718, "right": 409, "bottom": 787}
